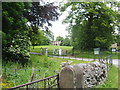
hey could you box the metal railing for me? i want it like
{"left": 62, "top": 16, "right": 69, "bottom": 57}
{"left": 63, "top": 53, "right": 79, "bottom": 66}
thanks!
{"left": 102, "top": 55, "right": 112, "bottom": 71}
{"left": 8, "top": 74, "right": 59, "bottom": 90}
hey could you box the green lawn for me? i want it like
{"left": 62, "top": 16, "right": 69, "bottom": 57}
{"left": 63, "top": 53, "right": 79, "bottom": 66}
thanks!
{"left": 30, "top": 45, "right": 73, "bottom": 53}
{"left": 30, "top": 45, "right": 119, "bottom": 59}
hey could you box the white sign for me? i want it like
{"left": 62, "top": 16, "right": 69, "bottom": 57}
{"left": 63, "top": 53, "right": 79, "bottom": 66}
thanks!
{"left": 112, "top": 48, "right": 116, "bottom": 52}
{"left": 94, "top": 51, "right": 99, "bottom": 55}
{"left": 94, "top": 48, "right": 100, "bottom": 55}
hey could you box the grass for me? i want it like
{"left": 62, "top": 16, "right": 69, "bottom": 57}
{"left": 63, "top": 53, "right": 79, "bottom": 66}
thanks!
{"left": 30, "top": 45, "right": 119, "bottom": 59}
{"left": 2, "top": 45, "right": 119, "bottom": 88}
{"left": 2, "top": 54, "right": 91, "bottom": 88}
{"left": 2, "top": 53, "right": 119, "bottom": 88}
{"left": 30, "top": 45, "right": 73, "bottom": 53}
{"left": 97, "top": 65, "right": 119, "bottom": 88}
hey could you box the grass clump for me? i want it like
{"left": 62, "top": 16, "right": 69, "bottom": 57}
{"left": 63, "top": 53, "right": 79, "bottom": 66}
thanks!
{"left": 97, "top": 65, "right": 119, "bottom": 88}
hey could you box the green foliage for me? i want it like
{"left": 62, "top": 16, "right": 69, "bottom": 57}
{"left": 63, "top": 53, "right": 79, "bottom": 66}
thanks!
{"left": 61, "top": 2, "right": 119, "bottom": 50}
{"left": 62, "top": 37, "right": 71, "bottom": 46}
{"left": 29, "top": 28, "right": 45, "bottom": 46}
{"left": 43, "top": 30, "right": 54, "bottom": 41}
{"left": 56, "top": 36, "right": 64, "bottom": 46}
{"left": 2, "top": 2, "right": 31, "bottom": 64}
{"left": 56, "top": 36, "right": 71, "bottom": 46}
{"left": 41, "top": 36, "right": 50, "bottom": 45}
{"left": 24, "top": 2, "right": 59, "bottom": 32}
{"left": 2, "top": 54, "right": 92, "bottom": 87}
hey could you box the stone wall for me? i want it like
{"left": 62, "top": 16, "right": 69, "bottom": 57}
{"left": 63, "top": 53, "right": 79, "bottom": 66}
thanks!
{"left": 59, "top": 61, "right": 107, "bottom": 88}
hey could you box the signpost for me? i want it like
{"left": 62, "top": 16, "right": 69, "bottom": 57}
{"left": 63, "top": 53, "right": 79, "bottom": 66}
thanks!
{"left": 94, "top": 48, "right": 100, "bottom": 61}
{"left": 111, "top": 48, "right": 116, "bottom": 52}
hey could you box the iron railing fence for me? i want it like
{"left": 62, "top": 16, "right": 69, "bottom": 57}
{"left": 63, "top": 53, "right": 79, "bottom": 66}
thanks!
{"left": 102, "top": 55, "right": 112, "bottom": 71}
{"left": 8, "top": 74, "right": 59, "bottom": 90}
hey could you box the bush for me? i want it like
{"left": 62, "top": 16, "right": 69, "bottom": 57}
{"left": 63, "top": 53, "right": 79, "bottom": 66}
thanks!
{"left": 2, "top": 33, "right": 31, "bottom": 66}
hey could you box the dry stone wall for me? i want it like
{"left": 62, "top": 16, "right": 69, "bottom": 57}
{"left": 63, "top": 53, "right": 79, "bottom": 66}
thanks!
{"left": 59, "top": 61, "right": 107, "bottom": 88}
{"left": 82, "top": 62, "right": 107, "bottom": 88}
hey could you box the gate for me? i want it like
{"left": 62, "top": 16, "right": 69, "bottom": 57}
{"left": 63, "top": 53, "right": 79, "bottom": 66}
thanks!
{"left": 8, "top": 74, "right": 59, "bottom": 90}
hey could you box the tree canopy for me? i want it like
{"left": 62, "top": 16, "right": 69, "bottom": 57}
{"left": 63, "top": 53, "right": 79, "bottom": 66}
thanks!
{"left": 2, "top": 2, "right": 59, "bottom": 64}
{"left": 24, "top": 2, "right": 59, "bottom": 33}
{"left": 61, "top": 2, "right": 119, "bottom": 50}
{"left": 2, "top": 2, "right": 31, "bottom": 64}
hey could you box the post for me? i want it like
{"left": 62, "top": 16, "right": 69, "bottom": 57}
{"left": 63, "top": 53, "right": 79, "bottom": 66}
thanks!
{"left": 59, "top": 65, "right": 84, "bottom": 88}
{"left": 59, "top": 48, "right": 62, "bottom": 56}
{"left": 45, "top": 48, "right": 48, "bottom": 56}
{"left": 52, "top": 49, "right": 55, "bottom": 57}
{"left": 94, "top": 48, "right": 100, "bottom": 61}
{"left": 40, "top": 48, "right": 43, "bottom": 55}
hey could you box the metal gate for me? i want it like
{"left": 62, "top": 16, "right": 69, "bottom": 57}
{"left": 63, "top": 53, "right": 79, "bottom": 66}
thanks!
{"left": 8, "top": 74, "right": 59, "bottom": 90}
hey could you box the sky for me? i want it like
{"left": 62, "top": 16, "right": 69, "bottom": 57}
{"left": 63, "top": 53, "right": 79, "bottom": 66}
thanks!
{"left": 48, "top": 0, "right": 69, "bottom": 40}
{"left": 49, "top": 11, "right": 69, "bottom": 40}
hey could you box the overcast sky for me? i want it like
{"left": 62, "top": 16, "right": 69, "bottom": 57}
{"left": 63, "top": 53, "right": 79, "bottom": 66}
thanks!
{"left": 49, "top": 11, "right": 69, "bottom": 40}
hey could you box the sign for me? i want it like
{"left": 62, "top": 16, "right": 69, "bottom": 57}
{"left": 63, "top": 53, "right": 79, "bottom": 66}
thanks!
{"left": 94, "top": 48, "right": 100, "bottom": 55}
{"left": 112, "top": 48, "right": 116, "bottom": 52}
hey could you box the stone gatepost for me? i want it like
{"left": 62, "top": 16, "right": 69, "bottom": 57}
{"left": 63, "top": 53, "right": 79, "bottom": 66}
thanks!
{"left": 45, "top": 48, "right": 48, "bottom": 56}
{"left": 52, "top": 49, "right": 55, "bottom": 56}
{"left": 40, "top": 48, "right": 43, "bottom": 55}
{"left": 59, "top": 48, "right": 62, "bottom": 56}
{"left": 59, "top": 65, "right": 84, "bottom": 88}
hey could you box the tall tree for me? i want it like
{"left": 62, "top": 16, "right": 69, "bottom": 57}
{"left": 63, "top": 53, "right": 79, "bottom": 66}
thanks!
{"left": 62, "top": 37, "right": 71, "bottom": 46}
{"left": 56, "top": 36, "right": 64, "bottom": 46}
{"left": 24, "top": 2, "right": 59, "bottom": 33}
{"left": 61, "top": 2, "right": 119, "bottom": 50}
{"left": 2, "top": 2, "right": 59, "bottom": 64}
{"left": 2, "top": 2, "right": 31, "bottom": 64}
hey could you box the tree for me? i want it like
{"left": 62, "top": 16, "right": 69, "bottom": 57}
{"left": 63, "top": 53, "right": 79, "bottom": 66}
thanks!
{"left": 29, "top": 28, "right": 45, "bottom": 48}
{"left": 43, "top": 30, "right": 54, "bottom": 41}
{"left": 61, "top": 2, "right": 119, "bottom": 50}
{"left": 62, "top": 37, "right": 71, "bottom": 46}
{"left": 2, "top": 2, "right": 60, "bottom": 64}
{"left": 56, "top": 36, "right": 64, "bottom": 46}
{"left": 24, "top": 2, "right": 59, "bottom": 33}
{"left": 2, "top": 2, "right": 31, "bottom": 64}
{"left": 41, "top": 36, "right": 50, "bottom": 45}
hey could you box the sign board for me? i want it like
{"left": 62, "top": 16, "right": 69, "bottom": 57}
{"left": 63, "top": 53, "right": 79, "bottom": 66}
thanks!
{"left": 112, "top": 48, "right": 116, "bottom": 52}
{"left": 94, "top": 48, "right": 100, "bottom": 55}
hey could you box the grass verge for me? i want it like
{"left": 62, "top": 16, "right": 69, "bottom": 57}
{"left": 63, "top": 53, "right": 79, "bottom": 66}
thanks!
{"left": 97, "top": 65, "right": 119, "bottom": 88}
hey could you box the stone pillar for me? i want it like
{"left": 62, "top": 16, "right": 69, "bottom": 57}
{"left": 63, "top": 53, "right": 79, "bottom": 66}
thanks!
{"left": 59, "top": 48, "right": 62, "bottom": 56}
{"left": 40, "top": 48, "right": 43, "bottom": 55}
{"left": 45, "top": 48, "right": 48, "bottom": 56}
{"left": 52, "top": 49, "right": 55, "bottom": 56}
{"left": 59, "top": 65, "right": 84, "bottom": 88}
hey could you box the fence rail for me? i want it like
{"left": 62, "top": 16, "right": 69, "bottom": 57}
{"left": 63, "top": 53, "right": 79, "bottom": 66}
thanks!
{"left": 102, "top": 55, "right": 112, "bottom": 71}
{"left": 8, "top": 74, "right": 59, "bottom": 90}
